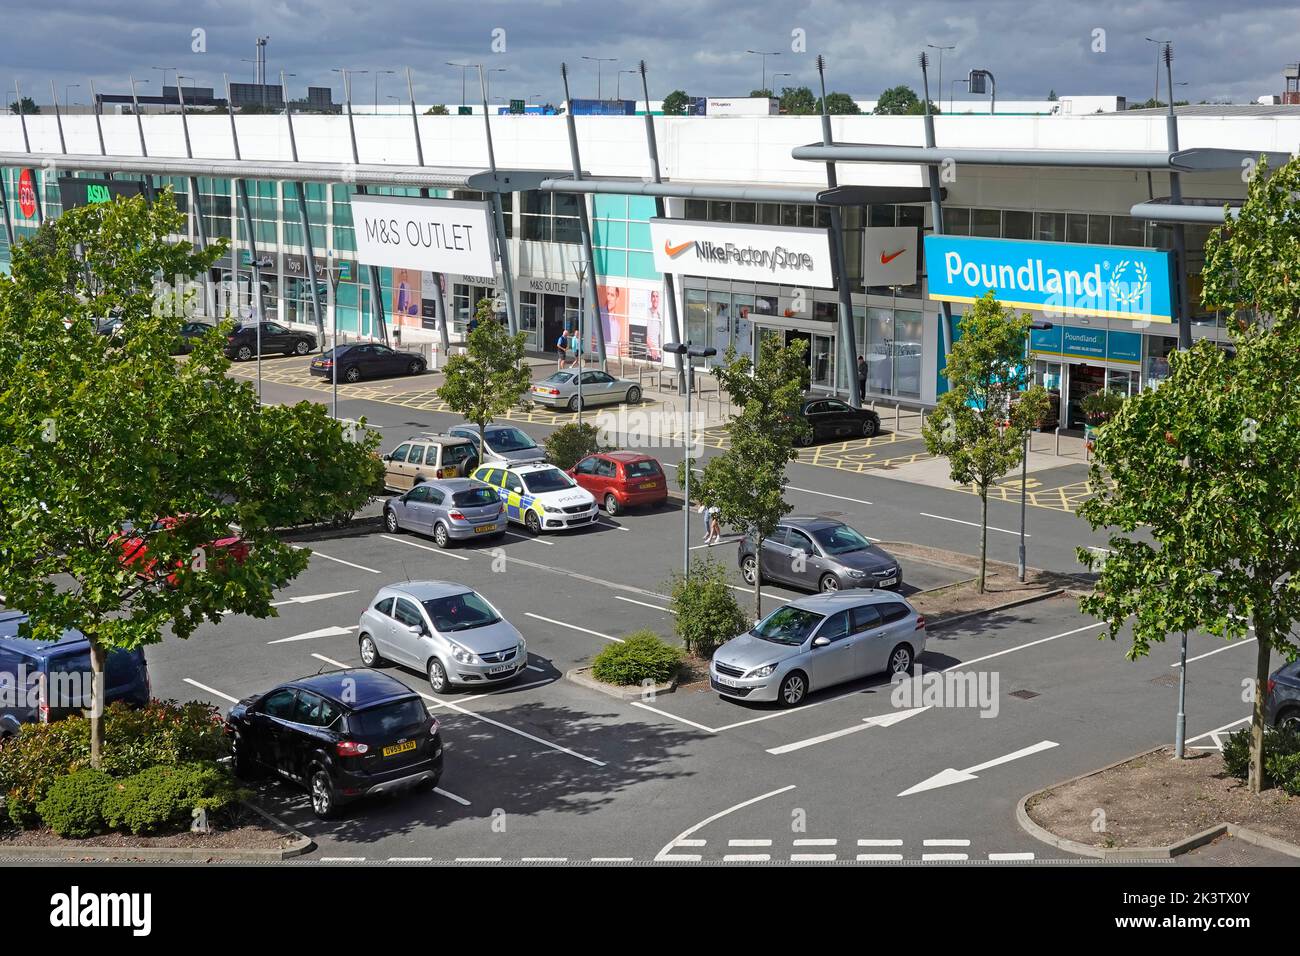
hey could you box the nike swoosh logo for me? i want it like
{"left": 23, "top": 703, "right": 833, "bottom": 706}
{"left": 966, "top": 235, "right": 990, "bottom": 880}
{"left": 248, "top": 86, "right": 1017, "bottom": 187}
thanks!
{"left": 880, "top": 248, "right": 907, "bottom": 265}
{"left": 664, "top": 240, "right": 694, "bottom": 257}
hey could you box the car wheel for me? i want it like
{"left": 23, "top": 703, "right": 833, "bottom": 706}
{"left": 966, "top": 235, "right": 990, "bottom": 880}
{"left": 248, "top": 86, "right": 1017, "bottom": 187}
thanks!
{"left": 625, "top": 386, "right": 642, "bottom": 404}
{"left": 359, "top": 633, "right": 383, "bottom": 667}
{"left": 236, "top": 345, "right": 253, "bottom": 361}
{"left": 525, "top": 510, "right": 542, "bottom": 535}
{"left": 862, "top": 417, "right": 880, "bottom": 438}
{"left": 741, "top": 554, "right": 761, "bottom": 586}
{"left": 295, "top": 340, "right": 311, "bottom": 356}
{"left": 888, "top": 644, "right": 914, "bottom": 676}
{"left": 819, "top": 573, "right": 840, "bottom": 593}
{"left": 568, "top": 394, "right": 583, "bottom": 412}
{"left": 779, "top": 671, "right": 808, "bottom": 707}
{"left": 798, "top": 430, "right": 815, "bottom": 447}
{"left": 384, "top": 509, "right": 400, "bottom": 533}
{"left": 408, "top": 360, "right": 423, "bottom": 375}
{"left": 310, "top": 770, "right": 339, "bottom": 819}
{"left": 344, "top": 366, "right": 361, "bottom": 383}
{"left": 433, "top": 522, "right": 451, "bottom": 549}
{"left": 230, "top": 732, "right": 259, "bottom": 780}
{"left": 1279, "top": 708, "right": 1300, "bottom": 730}
{"left": 604, "top": 493, "right": 621, "bottom": 516}
{"left": 427, "top": 658, "right": 450, "bottom": 694}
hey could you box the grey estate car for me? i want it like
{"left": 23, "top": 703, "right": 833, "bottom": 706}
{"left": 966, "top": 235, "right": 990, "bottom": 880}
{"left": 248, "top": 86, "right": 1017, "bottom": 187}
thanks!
{"left": 358, "top": 581, "right": 528, "bottom": 694}
{"left": 382, "top": 479, "right": 507, "bottom": 547}
{"left": 710, "top": 591, "right": 925, "bottom": 706}
{"left": 1265, "top": 660, "right": 1300, "bottom": 729}
{"left": 448, "top": 423, "right": 547, "bottom": 466}
{"left": 738, "top": 516, "right": 902, "bottom": 594}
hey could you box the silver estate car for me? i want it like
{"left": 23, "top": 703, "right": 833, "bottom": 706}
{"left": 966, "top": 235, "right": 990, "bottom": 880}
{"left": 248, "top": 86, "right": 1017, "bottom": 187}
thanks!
{"left": 358, "top": 581, "right": 528, "bottom": 694}
{"left": 383, "top": 479, "right": 507, "bottom": 547}
{"left": 530, "top": 369, "right": 643, "bottom": 411}
{"left": 710, "top": 591, "right": 926, "bottom": 707}
{"left": 448, "top": 423, "right": 547, "bottom": 466}
{"left": 739, "top": 516, "right": 902, "bottom": 594}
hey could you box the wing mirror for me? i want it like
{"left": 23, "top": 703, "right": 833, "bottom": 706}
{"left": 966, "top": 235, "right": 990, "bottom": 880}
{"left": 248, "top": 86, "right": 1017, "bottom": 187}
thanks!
{"left": 812, "top": 635, "right": 832, "bottom": 648}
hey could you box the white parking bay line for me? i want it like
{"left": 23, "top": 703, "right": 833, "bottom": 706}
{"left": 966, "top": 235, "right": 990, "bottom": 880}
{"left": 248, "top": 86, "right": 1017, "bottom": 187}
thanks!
{"left": 629, "top": 701, "right": 718, "bottom": 733}
{"left": 271, "top": 590, "right": 359, "bottom": 607}
{"left": 596, "top": 518, "right": 632, "bottom": 532}
{"left": 183, "top": 678, "right": 240, "bottom": 704}
{"left": 919, "top": 512, "right": 1026, "bottom": 537}
{"left": 434, "top": 787, "right": 471, "bottom": 806}
{"left": 525, "top": 612, "right": 623, "bottom": 643}
{"left": 312, "top": 654, "right": 352, "bottom": 670}
{"left": 950, "top": 623, "right": 1105, "bottom": 670}
{"left": 614, "top": 595, "right": 676, "bottom": 614}
{"left": 268, "top": 625, "right": 357, "bottom": 645}
{"left": 787, "top": 485, "right": 872, "bottom": 506}
{"left": 294, "top": 546, "right": 382, "bottom": 574}
{"left": 380, "top": 534, "right": 470, "bottom": 560}
{"left": 503, "top": 530, "right": 553, "bottom": 546}
{"left": 689, "top": 536, "right": 742, "bottom": 551}
{"left": 1171, "top": 637, "right": 1256, "bottom": 667}
{"left": 726, "top": 584, "right": 786, "bottom": 602}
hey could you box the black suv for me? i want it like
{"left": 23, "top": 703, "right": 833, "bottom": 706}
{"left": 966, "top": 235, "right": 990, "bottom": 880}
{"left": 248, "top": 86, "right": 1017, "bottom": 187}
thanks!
{"left": 223, "top": 321, "right": 317, "bottom": 361}
{"left": 225, "top": 669, "right": 443, "bottom": 819}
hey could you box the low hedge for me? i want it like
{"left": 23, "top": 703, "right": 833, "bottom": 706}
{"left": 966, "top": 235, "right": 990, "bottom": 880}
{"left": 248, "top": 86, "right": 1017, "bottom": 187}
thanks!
{"left": 669, "top": 560, "right": 748, "bottom": 657}
{"left": 36, "top": 768, "right": 116, "bottom": 838}
{"left": 103, "top": 763, "right": 246, "bottom": 835}
{"left": 1223, "top": 725, "right": 1300, "bottom": 795}
{"left": 590, "top": 630, "right": 683, "bottom": 686}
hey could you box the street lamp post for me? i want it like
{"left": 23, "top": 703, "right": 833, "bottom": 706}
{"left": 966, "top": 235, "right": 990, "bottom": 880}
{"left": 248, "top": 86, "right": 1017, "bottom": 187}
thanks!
{"left": 745, "top": 50, "right": 781, "bottom": 93}
{"left": 64, "top": 83, "right": 80, "bottom": 107}
{"left": 663, "top": 342, "right": 716, "bottom": 579}
{"left": 486, "top": 68, "right": 505, "bottom": 105}
{"left": 926, "top": 44, "right": 955, "bottom": 109}
{"left": 581, "top": 56, "right": 616, "bottom": 100}
{"left": 616, "top": 69, "right": 638, "bottom": 101}
{"left": 325, "top": 250, "right": 344, "bottom": 421}
{"left": 1145, "top": 37, "right": 1172, "bottom": 105}
{"left": 572, "top": 258, "right": 589, "bottom": 426}
{"left": 373, "top": 69, "right": 396, "bottom": 111}
{"left": 151, "top": 66, "right": 176, "bottom": 112}
{"left": 1019, "top": 322, "right": 1052, "bottom": 581}
{"left": 447, "top": 62, "right": 474, "bottom": 110}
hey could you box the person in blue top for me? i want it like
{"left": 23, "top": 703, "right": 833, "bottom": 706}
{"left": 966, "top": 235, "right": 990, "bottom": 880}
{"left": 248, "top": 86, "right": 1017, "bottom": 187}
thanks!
{"left": 556, "top": 327, "right": 572, "bottom": 369}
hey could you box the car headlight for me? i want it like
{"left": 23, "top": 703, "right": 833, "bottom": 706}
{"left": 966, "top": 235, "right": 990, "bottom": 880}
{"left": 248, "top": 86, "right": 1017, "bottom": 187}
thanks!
{"left": 848, "top": 569, "right": 867, "bottom": 578}
{"left": 516, "top": 641, "right": 526, "bottom": 658}
{"left": 747, "top": 663, "right": 777, "bottom": 679}
{"left": 450, "top": 643, "right": 478, "bottom": 665}
{"left": 542, "top": 503, "right": 562, "bottom": 513}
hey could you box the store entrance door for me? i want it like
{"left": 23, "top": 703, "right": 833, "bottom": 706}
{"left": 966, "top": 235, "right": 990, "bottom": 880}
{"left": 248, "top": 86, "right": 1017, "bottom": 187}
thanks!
{"left": 785, "top": 330, "right": 813, "bottom": 373}
{"left": 542, "top": 294, "right": 567, "bottom": 353}
{"left": 1065, "top": 362, "right": 1107, "bottom": 430}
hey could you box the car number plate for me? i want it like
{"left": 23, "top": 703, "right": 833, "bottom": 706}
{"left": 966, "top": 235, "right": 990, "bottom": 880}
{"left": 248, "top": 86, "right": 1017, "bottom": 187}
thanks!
{"left": 488, "top": 663, "right": 514, "bottom": 675}
{"left": 474, "top": 524, "right": 496, "bottom": 533}
{"left": 640, "top": 482, "right": 657, "bottom": 489}
{"left": 713, "top": 673, "right": 742, "bottom": 688}
{"left": 879, "top": 576, "right": 897, "bottom": 587}
{"left": 382, "top": 740, "right": 417, "bottom": 757}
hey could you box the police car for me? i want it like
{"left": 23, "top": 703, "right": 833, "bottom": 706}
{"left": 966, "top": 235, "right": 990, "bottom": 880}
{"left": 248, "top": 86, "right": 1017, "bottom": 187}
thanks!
{"left": 470, "top": 463, "right": 599, "bottom": 534}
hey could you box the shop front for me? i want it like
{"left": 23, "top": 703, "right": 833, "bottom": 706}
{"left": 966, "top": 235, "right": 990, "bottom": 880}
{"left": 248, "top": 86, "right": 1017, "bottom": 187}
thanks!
{"left": 520, "top": 276, "right": 577, "bottom": 353}
{"left": 1028, "top": 324, "right": 1143, "bottom": 429}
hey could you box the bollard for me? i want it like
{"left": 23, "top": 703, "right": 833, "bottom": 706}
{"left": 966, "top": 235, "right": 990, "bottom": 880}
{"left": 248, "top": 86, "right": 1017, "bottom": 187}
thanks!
{"left": 1054, "top": 426, "right": 1061, "bottom": 457}
{"left": 895, "top": 403, "right": 902, "bottom": 433}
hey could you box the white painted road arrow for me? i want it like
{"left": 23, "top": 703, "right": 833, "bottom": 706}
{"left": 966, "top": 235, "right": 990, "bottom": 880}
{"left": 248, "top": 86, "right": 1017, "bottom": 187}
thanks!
{"left": 271, "top": 590, "right": 359, "bottom": 607}
{"left": 766, "top": 707, "right": 930, "bottom": 755}
{"left": 268, "top": 625, "right": 358, "bottom": 645}
{"left": 897, "top": 740, "right": 1059, "bottom": 796}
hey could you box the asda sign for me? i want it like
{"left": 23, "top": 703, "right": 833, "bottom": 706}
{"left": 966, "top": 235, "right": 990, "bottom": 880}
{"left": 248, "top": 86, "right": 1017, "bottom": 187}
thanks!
{"left": 649, "top": 218, "right": 835, "bottom": 288}
{"left": 57, "top": 177, "right": 151, "bottom": 211}
{"left": 925, "top": 235, "right": 1175, "bottom": 322}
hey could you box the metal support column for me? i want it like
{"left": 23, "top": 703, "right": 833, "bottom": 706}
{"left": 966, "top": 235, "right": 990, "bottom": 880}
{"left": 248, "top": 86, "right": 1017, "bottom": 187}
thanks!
{"left": 560, "top": 63, "right": 608, "bottom": 366}
{"left": 476, "top": 67, "right": 520, "bottom": 338}
{"left": 407, "top": 67, "right": 452, "bottom": 358}
{"left": 1164, "top": 49, "right": 1193, "bottom": 351}
{"left": 225, "top": 74, "right": 269, "bottom": 402}
{"left": 176, "top": 80, "right": 217, "bottom": 319}
{"left": 341, "top": 70, "right": 389, "bottom": 344}
{"left": 817, "top": 56, "right": 861, "bottom": 407}
{"left": 281, "top": 72, "right": 325, "bottom": 345}
{"left": 920, "top": 54, "right": 955, "bottom": 382}
{"left": 129, "top": 77, "right": 148, "bottom": 157}
{"left": 0, "top": 168, "right": 14, "bottom": 249}
{"left": 639, "top": 61, "right": 686, "bottom": 394}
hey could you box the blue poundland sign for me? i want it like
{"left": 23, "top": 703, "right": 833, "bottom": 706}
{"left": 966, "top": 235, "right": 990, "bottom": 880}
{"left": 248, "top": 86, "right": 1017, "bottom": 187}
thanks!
{"left": 925, "top": 235, "right": 1175, "bottom": 323}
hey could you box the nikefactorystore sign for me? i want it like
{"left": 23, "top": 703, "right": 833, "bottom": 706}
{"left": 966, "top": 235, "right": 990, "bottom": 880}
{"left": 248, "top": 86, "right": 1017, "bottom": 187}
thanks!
{"left": 649, "top": 219, "right": 835, "bottom": 288}
{"left": 924, "top": 235, "right": 1176, "bottom": 322}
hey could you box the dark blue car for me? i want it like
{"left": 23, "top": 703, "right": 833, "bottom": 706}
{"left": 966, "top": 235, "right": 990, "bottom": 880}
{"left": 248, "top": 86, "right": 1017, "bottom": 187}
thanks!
{"left": 0, "top": 611, "right": 150, "bottom": 737}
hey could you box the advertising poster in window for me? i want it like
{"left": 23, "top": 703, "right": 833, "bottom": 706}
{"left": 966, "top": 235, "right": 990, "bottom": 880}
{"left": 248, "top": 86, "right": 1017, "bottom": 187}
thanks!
{"left": 420, "top": 271, "right": 445, "bottom": 323}
{"left": 598, "top": 284, "right": 628, "bottom": 355}
{"left": 392, "top": 268, "right": 422, "bottom": 327}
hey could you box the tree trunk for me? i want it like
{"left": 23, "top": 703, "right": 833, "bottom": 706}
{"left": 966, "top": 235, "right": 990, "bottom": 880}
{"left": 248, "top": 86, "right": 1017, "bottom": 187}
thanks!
{"left": 753, "top": 534, "right": 763, "bottom": 623}
{"left": 977, "top": 486, "right": 989, "bottom": 594}
{"left": 88, "top": 638, "right": 106, "bottom": 770}
{"left": 1248, "top": 622, "right": 1271, "bottom": 794}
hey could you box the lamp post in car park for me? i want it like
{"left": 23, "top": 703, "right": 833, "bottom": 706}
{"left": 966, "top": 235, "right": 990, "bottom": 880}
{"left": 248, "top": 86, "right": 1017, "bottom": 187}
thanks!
{"left": 663, "top": 342, "right": 716, "bottom": 579}
{"left": 325, "top": 250, "right": 345, "bottom": 421}
{"left": 1019, "top": 321, "right": 1052, "bottom": 582}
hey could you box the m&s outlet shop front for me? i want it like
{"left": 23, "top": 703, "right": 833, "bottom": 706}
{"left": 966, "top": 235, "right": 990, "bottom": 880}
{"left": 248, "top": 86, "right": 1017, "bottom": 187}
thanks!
{"left": 925, "top": 235, "right": 1177, "bottom": 431}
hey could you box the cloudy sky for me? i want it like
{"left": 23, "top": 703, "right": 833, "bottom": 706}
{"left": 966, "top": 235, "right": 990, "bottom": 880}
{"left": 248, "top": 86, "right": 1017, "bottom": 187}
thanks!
{"left": 1, "top": 0, "right": 1296, "bottom": 108}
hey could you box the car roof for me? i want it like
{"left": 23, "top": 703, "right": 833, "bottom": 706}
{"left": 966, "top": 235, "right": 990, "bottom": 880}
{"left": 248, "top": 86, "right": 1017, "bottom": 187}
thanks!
{"left": 0, "top": 611, "right": 93, "bottom": 657}
{"left": 603, "top": 451, "right": 657, "bottom": 463}
{"left": 781, "top": 515, "right": 847, "bottom": 531}
{"left": 491, "top": 462, "right": 559, "bottom": 475}
{"left": 381, "top": 580, "right": 479, "bottom": 602}
{"left": 787, "top": 591, "right": 911, "bottom": 614}
{"left": 416, "top": 477, "right": 489, "bottom": 491}
{"left": 286, "top": 668, "right": 417, "bottom": 709}
{"left": 408, "top": 433, "right": 473, "bottom": 446}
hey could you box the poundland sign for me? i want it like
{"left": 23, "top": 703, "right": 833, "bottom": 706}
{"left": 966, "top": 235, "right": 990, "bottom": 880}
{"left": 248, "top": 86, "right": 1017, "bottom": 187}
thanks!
{"left": 351, "top": 196, "right": 496, "bottom": 276}
{"left": 650, "top": 219, "right": 835, "bottom": 288}
{"left": 924, "top": 235, "right": 1175, "bottom": 322}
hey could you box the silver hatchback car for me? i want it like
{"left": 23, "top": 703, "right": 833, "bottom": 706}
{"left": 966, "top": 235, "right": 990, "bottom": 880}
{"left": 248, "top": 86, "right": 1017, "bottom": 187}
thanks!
{"left": 383, "top": 478, "right": 507, "bottom": 548}
{"left": 710, "top": 591, "right": 925, "bottom": 707}
{"left": 358, "top": 581, "right": 527, "bottom": 694}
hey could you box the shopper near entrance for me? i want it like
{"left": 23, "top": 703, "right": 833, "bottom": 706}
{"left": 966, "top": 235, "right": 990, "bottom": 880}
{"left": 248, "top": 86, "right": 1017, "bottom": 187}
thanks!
{"left": 556, "top": 327, "right": 572, "bottom": 369}
{"left": 857, "top": 354, "right": 868, "bottom": 399}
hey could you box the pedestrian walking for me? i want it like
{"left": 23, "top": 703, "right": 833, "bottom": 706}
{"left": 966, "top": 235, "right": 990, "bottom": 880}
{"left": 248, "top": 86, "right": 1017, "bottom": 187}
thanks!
{"left": 705, "top": 504, "right": 722, "bottom": 545}
{"left": 856, "top": 354, "right": 868, "bottom": 401}
{"left": 556, "top": 327, "right": 572, "bottom": 370}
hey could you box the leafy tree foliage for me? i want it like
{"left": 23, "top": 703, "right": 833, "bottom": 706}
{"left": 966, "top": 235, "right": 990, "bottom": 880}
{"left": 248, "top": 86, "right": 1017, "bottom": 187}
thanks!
{"left": 819, "top": 92, "right": 861, "bottom": 115}
{"left": 437, "top": 297, "right": 532, "bottom": 453}
{"left": 778, "top": 86, "right": 818, "bottom": 115}
{"left": 874, "top": 85, "right": 941, "bottom": 115}
{"left": 661, "top": 90, "right": 690, "bottom": 115}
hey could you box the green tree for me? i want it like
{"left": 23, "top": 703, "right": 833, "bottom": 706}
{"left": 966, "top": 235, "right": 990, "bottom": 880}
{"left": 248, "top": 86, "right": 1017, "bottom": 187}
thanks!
{"left": 819, "top": 92, "right": 861, "bottom": 115}
{"left": 1079, "top": 157, "right": 1300, "bottom": 793}
{"left": 0, "top": 191, "right": 382, "bottom": 768}
{"left": 749, "top": 89, "right": 773, "bottom": 99}
{"left": 874, "top": 85, "right": 940, "bottom": 115}
{"left": 437, "top": 297, "right": 532, "bottom": 455}
{"left": 8, "top": 97, "right": 38, "bottom": 115}
{"left": 778, "top": 86, "right": 818, "bottom": 115}
{"left": 424, "top": 104, "right": 450, "bottom": 115}
{"left": 684, "top": 336, "right": 809, "bottom": 620}
{"left": 661, "top": 90, "right": 690, "bottom": 115}
{"left": 922, "top": 293, "right": 1048, "bottom": 592}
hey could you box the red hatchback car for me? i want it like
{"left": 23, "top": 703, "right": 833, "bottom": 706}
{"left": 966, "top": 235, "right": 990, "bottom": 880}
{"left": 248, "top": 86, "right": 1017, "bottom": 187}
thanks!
{"left": 568, "top": 452, "right": 669, "bottom": 515}
{"left": 111, "top": 517, "right": 250, "bottom": 587}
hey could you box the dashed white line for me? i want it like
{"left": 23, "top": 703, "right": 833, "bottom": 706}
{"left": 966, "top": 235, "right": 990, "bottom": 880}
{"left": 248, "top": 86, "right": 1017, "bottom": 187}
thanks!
{"left": 858, "top": 853, "right": 903, "bottom": 861}
{"left": 654, "top": 784, "right": 796, "bottom": 862}
{"left": 923, "top": 839, "right": 971, "bottom": 847}
{"left": 793, "top": 838, "right": 838, "bottom": 847}
{"left": 658, "top": 854, "right": 703, "bottom": 862}
{"left": 724, "top": 854, "right": 771, "bottom": 862}
{"left": 590, "top": 857, "right": 634, "bottom": 863}
{"left": 858, "top": 839, "right": 903, "bottom": 846}
{"left": 922, "top": 853, "right": 969, "bottom": 861}
{"left": 182, "top": 678, "right": 240, "bottom": 704}
{"left": 455, "top": 857, "right": 502, "bottom": 863}
{"left": 387, "top": 857, "right": 433, "bottom": 863}
{"left": 521, "top": 857, "right": 569, "bottom": 862}
{"left": 525, "top": 612, "right": 623, "bottom": 643}
{"left": 729, "top": 839, "right": 773, "bottom": 847}
{"left": 320, "top": 857, "right": 365, "bottom": 863}
{"left": 294, "top": 546, "right": 382, "bottom": 574}
{"left": 675, "top": 839, "right": 707, "bottom": 847}
{"left": 380, "top": 534, "right": 470, "bottom": 560}
{"left": 614, "top": 595, "right": 676, "bottom": 614}
{"left": 988, "top": 852, "right": 1035, "bottom": 861}
{"left": 919, "top": 512, "right": 1027, "bottom": 537}
{"left": 790, "top": 853, "right": 837, "bottom": 862}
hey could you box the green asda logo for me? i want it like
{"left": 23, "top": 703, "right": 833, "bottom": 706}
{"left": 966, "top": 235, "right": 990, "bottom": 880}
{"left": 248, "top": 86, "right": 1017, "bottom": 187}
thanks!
{"left": 86, "top": 184, "right": 111, "bottom": 204}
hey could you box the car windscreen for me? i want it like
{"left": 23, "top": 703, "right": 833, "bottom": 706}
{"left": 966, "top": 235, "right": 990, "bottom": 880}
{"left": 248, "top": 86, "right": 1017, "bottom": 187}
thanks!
{"left": 811, "top": 524, "right": 872, "bottom": 556}
{"left": 452, "top": 487, "right": 499, "bottom": 507}
{"left": 751, "top": 606, "right": 825, "bottom": 646}
{"left": 521, "top": 468, "right": 574, "bottom": 494}
{"left": 542, "top": 372, "right": 575, "bottom": 384}
{"left": 487, "top": 427, "right": 538, "bottom": 452}
{"left": 421, "top": 591, "right": 501, "bottom": 632}
{"left": 624, "top": 459, "right": 661, "bottom": 479}
{"left": 350, "top": 698, "right": 427, "bottom": 738}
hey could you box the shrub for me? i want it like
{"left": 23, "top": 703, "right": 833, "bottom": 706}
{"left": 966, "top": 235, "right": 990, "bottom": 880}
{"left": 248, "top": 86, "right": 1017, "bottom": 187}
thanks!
{"left": 1222, "top": 725, "right": 1300, "bottom": 794}
{"left": 544, "top": 422, "right": 608, "bottom": 470}
{"left": 103, "top": 762, "right": 246, "bottom": 835}
{"left": 0, "top": 699, "right": 228, "bottom": 828}
{"left": 669, "top": 560, "right": 748, "bottom": 657}
{"left": 36, "top": 768, "right": 115, "bottom": 838}
{"left": 591, "top": 630, "right": 683, "bottom": 686}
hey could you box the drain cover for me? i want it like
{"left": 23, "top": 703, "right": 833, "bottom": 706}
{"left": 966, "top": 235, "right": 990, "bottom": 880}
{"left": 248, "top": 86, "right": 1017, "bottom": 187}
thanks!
{"left": 1008, "top": 689, "right": 1040, "bottom": 700}
{"left": 1149, "top": 673, "right": 1181, "bottom": 687}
